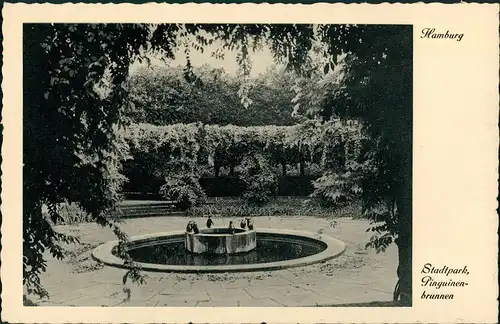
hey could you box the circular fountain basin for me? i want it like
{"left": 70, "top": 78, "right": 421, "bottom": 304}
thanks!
{"left": 92, "top": 229, "right": 346, "bottom": 273}
{"left": 185, "top": 228, "right": 256, "bottom": 255}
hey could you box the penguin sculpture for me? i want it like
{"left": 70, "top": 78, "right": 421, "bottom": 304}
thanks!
{"left": 228, "top": 221, "right": 235, "bottom": 234}
{"left": 240, "top": 218, "right": 247, "bottom": 229}
{"left": 186, "top": 221, "right": 193, "bottom": 233}
{"left": 206, "top": 216, "right": 214, "bottom": 229}
{"left": 246, "top": 217, "right": 254, "bottom": 230}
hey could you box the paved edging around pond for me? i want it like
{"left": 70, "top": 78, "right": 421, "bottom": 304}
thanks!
{"left": 92, "top": 228, "right": 346, "bottom": 273}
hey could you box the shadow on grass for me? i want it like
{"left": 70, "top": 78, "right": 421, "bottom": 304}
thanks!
{"left": 23, "top": 295, "right": 39, "bottom": 306}
{"left": 316, "top": 300, "right": 410, "bottom": 307}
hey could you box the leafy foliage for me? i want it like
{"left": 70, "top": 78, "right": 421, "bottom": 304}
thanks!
{"left": 127, "top": 119, "right": 363, "bottom": 165}
{"left": 122, "top": 120, "right": 365, "bottom": 199}
{"left": 238, "top": 153, "right": 279, "bottom": 205}
{"left": 159, "top": 162, "right": 207, "bottom": 210}
{"left": 128, "top": 65, "right": 297, "bottom": 126}
{"left": 295, "top": 24, "right": 413, "bottom": 302}
{"left": 186, "top": 197, "right": 361, "bottom": 219}
{"left": 23, "top": 23, "right": 152, "bottom": 298}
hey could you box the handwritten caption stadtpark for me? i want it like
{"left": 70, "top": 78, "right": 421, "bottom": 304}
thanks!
{"left": 420, "top": 263, "right": 469, "bottom": 300}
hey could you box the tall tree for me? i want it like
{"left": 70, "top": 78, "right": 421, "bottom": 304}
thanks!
{"left": 127, "top": 64, "right": 297, "bottom": 126}
{"left": 23, "top": 23, "right": 156, "bottom": 297}
{"left": 312, "top": 25, "right": 412, "bottom": 302}
{"left": 292, "top": 25, "right": 412, "bottom": 303}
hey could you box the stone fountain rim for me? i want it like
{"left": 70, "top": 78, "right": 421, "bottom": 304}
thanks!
{"left": 91, "top": 228, "right": 346, "bottom": 273}
{"left": 186, "top": 227, "right": 255, "bottom": 237}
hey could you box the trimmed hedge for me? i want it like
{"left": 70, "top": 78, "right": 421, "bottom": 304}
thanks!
{"left": 186, "top": 197, "right": 362, "bottom": 219}
{"left": 278, "top": 175, "right": 317, "bottom": 196}
{"left": 120, "top": 120, "right": 366, "bottom": 203}
{"left": 124, "top": 175, "right": 318, "bottom": 198}
{"left": 123, "top": 120, "right": 365, "bottom": 170}
{"left": 198, "top": 177, "right": 246, "bottom": 197}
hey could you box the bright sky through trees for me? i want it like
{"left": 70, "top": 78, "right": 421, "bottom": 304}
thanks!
{"left": 129, "top": 25, "right": 347, "bottom": 78}
{"left": 130, "top": 38, "right": 278, "bottom": 77}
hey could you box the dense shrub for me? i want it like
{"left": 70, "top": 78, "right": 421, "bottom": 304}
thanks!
{"left": 42, "top": 203, "right": 93, "bottom": 225}
{"left": 119, "top": 119, "right": 368, "bottom": 213}
{"left": 186, "top": 197, "right": 361, "bottom": 218}
{"left": 158, "top": 157, "right": 207, "bottom": 210}
{"left": 160, "top": 174, "right": 206, "bottom": 210}
{"left": 198, "top": 177, "right": 246, "bottom": 197}
{"left": 238, "top": 153, "right": 279, "bottom": 205}
{"left": 123, "top": 119, "right": 363, "bottom": 171}
{"left": 310, "top": 152, "right": 373, "bottom": 208}
{"left": 278, "top": 175, "right": 316, "bottom": 196}
{"left": 197, "top": 175, "right": 318, "bottom": 197}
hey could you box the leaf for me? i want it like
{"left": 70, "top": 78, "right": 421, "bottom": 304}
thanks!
{"left": 332, "top": 55, "right": 338, "bottom": 66}
{"left": 122, "top": 272, "right": 128, "bottom": 285}
{"left": 128, "top": 101, "right": 135, "bottom": 111}
{"left": 323, "top": 64, "right": 330, "bottom": 75}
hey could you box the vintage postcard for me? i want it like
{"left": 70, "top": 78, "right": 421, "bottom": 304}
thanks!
{"left": 1, "top": 3, "right": 498, "bottom": 323}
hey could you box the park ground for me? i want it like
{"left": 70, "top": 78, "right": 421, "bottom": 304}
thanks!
{"left": 27, "top": 211, "right": 399, "bottom": 307}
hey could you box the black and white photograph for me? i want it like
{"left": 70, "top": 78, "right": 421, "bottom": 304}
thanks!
{"left": 22, "top": 22, "right": 413, "bottom": 308}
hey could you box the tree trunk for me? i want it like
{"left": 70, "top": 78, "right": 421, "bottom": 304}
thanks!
{"left": 299, "top": 161, "right": 305, "bottom": 176}
{"left": 281, "top": 163, "right": 287, "bottom": 176}
{"left": 395, "top": 226, "right": 412, "bottom": 305}
{"left": 394, "top": 161, "right": 412, "bottom": 305}
{"left": 229, "top": 165, "right": 235, "bottom": 176}
{"left": 214, "top": 165, "right": 220, "bottom": 177}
